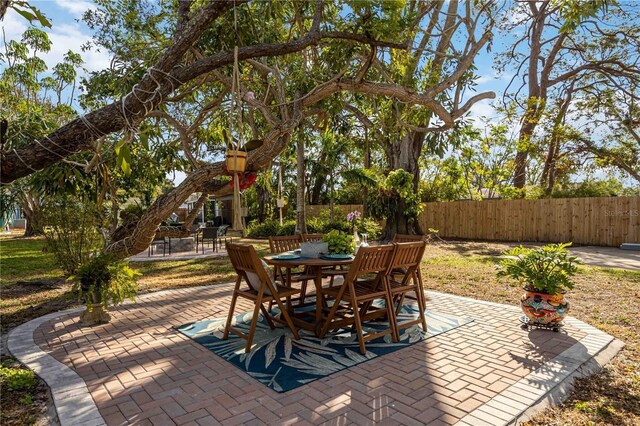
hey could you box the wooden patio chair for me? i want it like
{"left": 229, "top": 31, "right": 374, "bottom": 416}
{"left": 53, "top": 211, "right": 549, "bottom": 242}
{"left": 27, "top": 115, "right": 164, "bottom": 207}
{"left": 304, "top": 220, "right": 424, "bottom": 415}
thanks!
{"left": 387, "top": 241, "right": 428, "bottom": 333}
{"left": 269, "top": 234, "right": 303, "bottom": 253}
{"left": 268, "top": 235, "right": 315, "bottom": 304}
{"left": 223, "top": 243, "right": 300, "bottom": 352}
{"left": 391, "top": 234, "right": 427, "bottom": 301}
{"left": 318, "top": 245, "right": 398, "bottom": 354}
{"left": 301, "top": 233, "right": 323, "bottom": 242}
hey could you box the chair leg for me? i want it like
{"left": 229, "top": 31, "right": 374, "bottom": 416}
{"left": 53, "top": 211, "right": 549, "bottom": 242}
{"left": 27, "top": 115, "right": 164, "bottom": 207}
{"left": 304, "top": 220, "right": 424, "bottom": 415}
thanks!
{"left": 350, "top": 293, "right": 367, "bottom": 355}
{"left": 223, "top": 277, "right": 242, "bottom": 340}
{"left": 259, "top": 304, "right": 276, "bottom": 329}
{"left": 245, "top": 293, "right": 265, "bottom": 353}
{"left": 395, "top": 293, "right": 406, "bottom": 316}
{"left": 414, "top": 271, "right": 428, "bottom": 332}
{"left": 384, "top": 280, "right": 400, "bottom": 343}
{"left": 299, "top": 279, "right": 308, "bottom": 305}
{"left": 320, "top": 293, "right": 343, "bottom": 338}
{"left": 272, "top": 296, "right": 300, "bottom": 340}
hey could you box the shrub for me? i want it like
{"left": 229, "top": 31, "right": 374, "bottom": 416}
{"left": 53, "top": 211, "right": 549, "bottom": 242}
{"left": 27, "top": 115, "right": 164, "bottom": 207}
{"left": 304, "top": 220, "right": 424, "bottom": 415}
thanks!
{"left": 359, "top": 218, "right": 382, "bottom": 240}
{"left": 246, "top": 219, "right": 280, "bottom": 238}
{"left": 42, "top": 197, "right": 105, "bottom": 275}
{"left": 277, "top": 220, "right": 297, "bottom": 236}
{"left": 0, "top": 366, "right": 36, "bottom": 391}
{"left": 496, "top": 243, "right": 581, "bottom": 294}
{"left": 305, "top": 217, "right": 323, "bottom": 233}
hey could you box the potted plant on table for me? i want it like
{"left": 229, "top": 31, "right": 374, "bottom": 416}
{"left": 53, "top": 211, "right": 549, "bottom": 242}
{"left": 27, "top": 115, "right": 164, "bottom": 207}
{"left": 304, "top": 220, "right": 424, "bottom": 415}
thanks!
{"left": 71, "top": 255, "right": 140, "bottom": 326}
{"left": 496, "top": 243, "right": 581, "bottom": 326}
{"left": 322, "top": 230, "right": 355, "bottom": 255}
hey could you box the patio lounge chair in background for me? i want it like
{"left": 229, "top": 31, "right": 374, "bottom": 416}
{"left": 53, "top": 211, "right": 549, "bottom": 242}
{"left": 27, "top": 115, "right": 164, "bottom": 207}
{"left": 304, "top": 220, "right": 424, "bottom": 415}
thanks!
{"left": 319, "top": 244, "right": 398, "bottom": 354}
{"left": 224, "top": 243, "right": 300, "bottom": 352}
{"left": 269, "top": 235, "right": 315, "bottom": 305}
{"left": 216, "top": 224, "right": 231, "bottom": 248}
{"left": 190, "top": 223, "right": 203, "bottom": 236}
{"left": 196, "top": 227, "right": 219, "bottom": 254}
{"left": 148, "top": 236, "right": 171, "bottom": 257}
{"left": 387, "top": 241, "right": 428, "bottom": 333}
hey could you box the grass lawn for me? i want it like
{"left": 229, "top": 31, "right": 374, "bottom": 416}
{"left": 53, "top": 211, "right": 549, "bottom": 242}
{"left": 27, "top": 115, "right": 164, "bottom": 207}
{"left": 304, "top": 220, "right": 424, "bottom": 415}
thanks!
{"left": 0, "top": 235, "right": 638, "bottom": 425}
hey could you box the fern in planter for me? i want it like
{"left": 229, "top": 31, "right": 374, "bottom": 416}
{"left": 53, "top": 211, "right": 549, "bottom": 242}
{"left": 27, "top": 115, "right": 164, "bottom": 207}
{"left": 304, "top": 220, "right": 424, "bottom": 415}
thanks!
{"left": 71, "top": 255, "right": 140, "bottom": 312}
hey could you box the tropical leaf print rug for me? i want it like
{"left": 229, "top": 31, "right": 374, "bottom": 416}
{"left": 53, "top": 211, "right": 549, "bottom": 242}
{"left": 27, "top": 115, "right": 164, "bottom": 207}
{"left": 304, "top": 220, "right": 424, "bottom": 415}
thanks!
{"left": 176, "top": 303, "right": 473, "bottom": 393}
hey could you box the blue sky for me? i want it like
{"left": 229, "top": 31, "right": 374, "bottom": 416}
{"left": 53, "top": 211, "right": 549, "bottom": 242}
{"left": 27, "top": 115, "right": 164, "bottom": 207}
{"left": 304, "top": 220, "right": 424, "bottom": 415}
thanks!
{"left": 3, "top": 1, "right": 111, "bottom": 75}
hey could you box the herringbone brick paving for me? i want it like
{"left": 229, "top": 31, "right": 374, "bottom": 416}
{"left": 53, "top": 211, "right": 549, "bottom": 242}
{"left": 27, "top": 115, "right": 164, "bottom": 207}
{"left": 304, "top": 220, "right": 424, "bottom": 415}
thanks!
{"left": 34, "top": 284, "right": 587, "bottom": 425}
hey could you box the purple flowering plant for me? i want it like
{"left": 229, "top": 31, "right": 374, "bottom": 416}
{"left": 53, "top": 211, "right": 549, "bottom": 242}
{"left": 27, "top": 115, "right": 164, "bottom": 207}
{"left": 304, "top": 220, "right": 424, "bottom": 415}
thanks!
{"left": 346, "top": 210, "right": 361, "bottom": 223}
{"left": 346, "top": 210, "right": 362, "bottom": 232}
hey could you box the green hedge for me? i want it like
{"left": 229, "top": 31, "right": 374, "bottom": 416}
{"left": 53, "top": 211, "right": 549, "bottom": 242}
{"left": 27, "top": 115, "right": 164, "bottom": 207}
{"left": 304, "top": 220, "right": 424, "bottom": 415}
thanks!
{"left": 246, "top": 217, "right": 381, "bottom": 239}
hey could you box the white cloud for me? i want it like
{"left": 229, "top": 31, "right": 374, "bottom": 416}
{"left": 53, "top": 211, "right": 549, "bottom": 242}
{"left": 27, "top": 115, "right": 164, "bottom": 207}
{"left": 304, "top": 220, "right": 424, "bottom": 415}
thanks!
{"left": 467, "top": 98, "right": 498, "bottom": 127}
{"left": 44, "top": 23, "right": 111, "bottom": 72}
{"left": 53, "top": 0, "right": 96, "bottom": 18}
{"left": 475, "top": 75, "right": 494, "bottom": 85}
{"left": 1, "top": 9, "right": 111, "bottom": 74}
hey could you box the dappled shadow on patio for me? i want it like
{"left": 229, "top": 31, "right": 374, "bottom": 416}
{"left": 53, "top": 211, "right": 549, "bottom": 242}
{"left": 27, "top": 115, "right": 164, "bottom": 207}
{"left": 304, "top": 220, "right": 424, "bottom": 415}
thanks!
{"left": 32, "top": 284, "right": 589, "bottom": 425}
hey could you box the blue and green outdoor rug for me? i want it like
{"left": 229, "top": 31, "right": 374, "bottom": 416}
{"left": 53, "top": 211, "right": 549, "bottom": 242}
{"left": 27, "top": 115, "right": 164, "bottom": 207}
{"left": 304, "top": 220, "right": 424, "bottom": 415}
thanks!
{"left": 176, "top": 303, "right": 473, "bottom": 393}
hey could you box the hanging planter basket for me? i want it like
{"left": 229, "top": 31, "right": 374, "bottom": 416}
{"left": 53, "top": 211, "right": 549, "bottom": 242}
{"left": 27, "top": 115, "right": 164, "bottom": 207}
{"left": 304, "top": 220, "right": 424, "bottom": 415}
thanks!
{"left": 226, "top": 149, "right": 247, "bottom": 173}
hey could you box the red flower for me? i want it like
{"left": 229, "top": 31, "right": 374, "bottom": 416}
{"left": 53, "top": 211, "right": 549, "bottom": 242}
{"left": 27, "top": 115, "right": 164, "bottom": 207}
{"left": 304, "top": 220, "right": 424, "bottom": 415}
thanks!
{"left": 229, "top": 172, "right": 257, "bottom": 190}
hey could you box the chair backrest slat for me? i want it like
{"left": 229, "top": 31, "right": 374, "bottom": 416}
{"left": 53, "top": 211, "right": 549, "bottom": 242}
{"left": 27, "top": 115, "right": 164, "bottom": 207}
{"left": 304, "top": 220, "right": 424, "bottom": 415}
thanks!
{"left": 345, "top": 245, "right": 395, "bottom": 281}
{"left": 226, "top": 242, "right": 271, "bottom": 283}
{"left": 389, "top": 241, "right": 427, "bottom": 270}
{"left": 302, "top": 234, "right": 323, "bottom": 242}
{"left": 393, "top": 234, "right": 426, "bottom": 244}
{"left": 202, "top": 227, "right": 219, "bottom": 238}
{"left": 269, "top": 235, "right": 302, "bottom": 254}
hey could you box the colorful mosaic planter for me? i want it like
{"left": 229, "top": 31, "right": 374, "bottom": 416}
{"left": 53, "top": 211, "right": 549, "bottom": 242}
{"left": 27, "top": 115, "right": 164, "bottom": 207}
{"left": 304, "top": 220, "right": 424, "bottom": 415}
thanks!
{"left": 520, "top": 288, "right": 569, "bottom": 325}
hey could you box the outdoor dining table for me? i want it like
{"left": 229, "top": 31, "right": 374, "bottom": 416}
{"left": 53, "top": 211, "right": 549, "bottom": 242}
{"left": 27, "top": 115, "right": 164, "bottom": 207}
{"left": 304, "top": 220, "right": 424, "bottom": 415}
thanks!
{"left": 263, "top": 252, "right": 354, "bottom": 336}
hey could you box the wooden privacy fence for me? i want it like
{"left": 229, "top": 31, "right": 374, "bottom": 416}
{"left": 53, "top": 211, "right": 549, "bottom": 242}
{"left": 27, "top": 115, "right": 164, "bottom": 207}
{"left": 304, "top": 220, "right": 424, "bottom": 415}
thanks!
{"left": 418, "top": 196, "right": 639, "bottom": 247}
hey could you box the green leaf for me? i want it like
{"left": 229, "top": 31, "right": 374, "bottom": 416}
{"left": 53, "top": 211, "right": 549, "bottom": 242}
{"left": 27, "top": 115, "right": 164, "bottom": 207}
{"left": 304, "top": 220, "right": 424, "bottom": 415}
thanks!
{"left": 115, "top": 140, "right": 132, "bottom": 176}
{"left": 139, "top": 133, "right": 149, "bottom": 150}
{"left": 14, "top": 9, "right": 37, "bottom": 23}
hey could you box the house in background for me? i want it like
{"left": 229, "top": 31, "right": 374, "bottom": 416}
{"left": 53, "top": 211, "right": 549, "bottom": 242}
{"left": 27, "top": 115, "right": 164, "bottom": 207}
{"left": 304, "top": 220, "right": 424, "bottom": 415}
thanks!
{"left": 1, "top": 203, "right": 26, "bottom": 229}
{"left": 180, "top": 193, "right": 234, "bottom": 226}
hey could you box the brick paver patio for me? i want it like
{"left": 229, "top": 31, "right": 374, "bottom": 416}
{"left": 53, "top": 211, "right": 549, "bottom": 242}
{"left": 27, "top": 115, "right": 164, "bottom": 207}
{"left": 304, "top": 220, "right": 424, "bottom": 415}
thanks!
{"left": 9, "top": 284, "right": 620, "bottom": 425}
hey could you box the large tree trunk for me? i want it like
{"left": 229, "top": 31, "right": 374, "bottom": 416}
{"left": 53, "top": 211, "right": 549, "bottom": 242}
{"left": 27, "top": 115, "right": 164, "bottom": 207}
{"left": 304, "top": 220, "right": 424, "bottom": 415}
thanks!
{"left": 383, "top": 131, "right": 424, "bottom": 239}
{"left": 20, "top": 193, "right": 43, "bottom": 237}
{"left": 256, "top": 184, "right": 270, "bottom": 222}
{"left": 294, "top": 127, "right": 307, "bottom": 234}
{"left": 362, "top": 128, "right": 371, "bottom": 216}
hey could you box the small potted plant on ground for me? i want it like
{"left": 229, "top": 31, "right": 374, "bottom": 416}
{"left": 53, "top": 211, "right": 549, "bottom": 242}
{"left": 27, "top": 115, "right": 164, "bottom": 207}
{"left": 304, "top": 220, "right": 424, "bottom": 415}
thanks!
{"left": 496, "top": 243, "right": 581, "bottom": 326}
{"left": 71, "top": 255, "right": 140, "bottom": 326}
